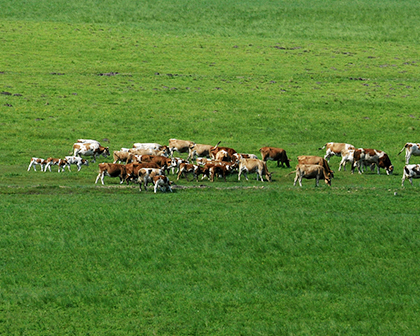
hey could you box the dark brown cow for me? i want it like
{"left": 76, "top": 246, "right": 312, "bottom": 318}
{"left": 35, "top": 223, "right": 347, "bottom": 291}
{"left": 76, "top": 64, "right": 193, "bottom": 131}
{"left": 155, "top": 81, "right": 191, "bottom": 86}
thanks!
{"left": 259, "top": 147, "right": 290, "bottom": 167}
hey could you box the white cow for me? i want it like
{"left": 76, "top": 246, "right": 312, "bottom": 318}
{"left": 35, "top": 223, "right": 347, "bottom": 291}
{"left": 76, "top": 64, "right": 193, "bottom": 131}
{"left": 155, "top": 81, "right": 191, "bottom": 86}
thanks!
{"left": 398, "top": 143, "right": 420, "bottom": 164}
{"left": 73, "top": 142, "right": 110, "bottom": 163}
{"left": 27, "top": 158, "right": 47, "bottom": 172}
{"left": 401, "top": 164, "right": 420, "bottom": 186}
{"left": 65, "top": 156, "right": 89, "bottom": 172}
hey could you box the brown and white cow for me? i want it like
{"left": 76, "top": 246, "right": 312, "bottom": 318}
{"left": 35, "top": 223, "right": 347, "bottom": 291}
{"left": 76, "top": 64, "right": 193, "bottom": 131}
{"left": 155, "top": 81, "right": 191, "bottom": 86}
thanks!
{"left": 44, "top": 158, "right": 69, "bottom": 172}
{"left": 352, "top": 148, "right": 394, "bottom": 175}
{"left": 187, "top": 143, "right": 212, "bottom": 161}
{"left": 209, "top": 161, "right": 238, "bottom": 182}
{"left": 238, "top": 158, "right": 272, "bottom": 182}
{"left": 73, "top": 142, "right": 110, "bottom": 163}
{"left": 95, "top": 163, "right": 127, "bottom": 185}
{"left": 152, "top": 175, "right": 173, "bottom": 193}
{"left": 259, "top": 147, "right": 290, "bottom": 168}
{"left": 319, "top": 142, "right": 355, "bottom": 163}
{"left": 168, "top": 139, "right": 195, "bottom": 157}
{"left": 337, "top": 149, "right": 355, "bottom": 171}
{"left": 293, "top": 164, "right": 331, "bottom": 187}
{"left": 297, "top": 155, "right": 334, "bottom": 178}
{"left": 65, "top": 156, "right": 89, "bottom": 172}
{"left": 401, "top": 164, "right": 420, "bottom": 186}
{"left": 398, "top": 143, "right": 420, "bottom": 164}
{"left": 124, "top": 162, "right": 163, "bottom": 185}
{"left": 27, "top": 157, "right": 47, "bottom": 172}
{"left": 176, "top": 163, "right": 198, "bottom": 181}
{"left": 209, "top": 142, "right": 237, "bottom": 160}
{"left": 134, "top": 168, "right": 165, "bottom": 191}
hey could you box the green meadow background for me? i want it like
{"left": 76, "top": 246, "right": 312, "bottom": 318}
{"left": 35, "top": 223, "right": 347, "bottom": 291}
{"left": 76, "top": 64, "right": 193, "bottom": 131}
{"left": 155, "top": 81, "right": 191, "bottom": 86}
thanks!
{"left": 1, "top": 0, "right": 420, "bottom": 334}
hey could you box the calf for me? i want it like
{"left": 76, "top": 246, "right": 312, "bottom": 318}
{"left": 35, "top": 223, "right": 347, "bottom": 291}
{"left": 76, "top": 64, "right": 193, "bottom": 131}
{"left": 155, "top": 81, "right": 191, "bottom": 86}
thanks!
{"left": 44, "top": 158, "right": 69, "bottom": 172}
{"left": 293, "top": 164, "right": 331, "bottom": 187}
{"left": 238, "top": 158, "right": 272, "bottom": 182}
{"left": 177, "top": 163, "right": 197, "bottom": 181}
{"left": 259, "top": 147, "right": 290, "bottom": 167}
{"left": 27, "top": 157, "right": 47, "bottom": 172}
{"left": 95, "top": 163, "right": 127, "bottom": 185}
{"left": 65, "top": 156, "right": 89, "bottom": 172}
{"left": 402, "top": 164, "right": 420, "bottom": 186}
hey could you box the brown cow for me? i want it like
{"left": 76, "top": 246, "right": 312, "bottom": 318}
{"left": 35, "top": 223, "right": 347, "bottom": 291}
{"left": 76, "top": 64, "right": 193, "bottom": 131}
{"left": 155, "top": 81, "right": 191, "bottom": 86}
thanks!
{"left": 297, "top": 155, "right": 334, "bottom": 178}
{"left": 293, "top": 164, "right": 331, "bottom": 187}
{"left": 168, "top": 139, "right": 195, "bottom": 157}
{"left": 177, "top": 163, "right": 198, "bottom": 181}
{"left": 95, "top": 163, "right": 127, "bottom": 185}
{"left": 259, "top": 147, "right": 290, "bottom": 167}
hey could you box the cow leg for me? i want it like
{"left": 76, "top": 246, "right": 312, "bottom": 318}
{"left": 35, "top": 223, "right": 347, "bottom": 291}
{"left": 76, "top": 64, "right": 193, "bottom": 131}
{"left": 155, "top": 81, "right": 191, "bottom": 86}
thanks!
{"left": 315, "top": 175, "right": 320, "bottom": 187}
{"left": 95, "top": 172, "right": 103, "bottom": 184}
{"left": 409, "top": 177, "right": 414, "bottom": 186}
{"left": 298, "top": 176, "right": 303, "bottom": 187}
{"left": 28, "top": 162, "right": 34, "bottom": 171}
{"left": 406, "top": 153, "right": 411, "bottom": 165}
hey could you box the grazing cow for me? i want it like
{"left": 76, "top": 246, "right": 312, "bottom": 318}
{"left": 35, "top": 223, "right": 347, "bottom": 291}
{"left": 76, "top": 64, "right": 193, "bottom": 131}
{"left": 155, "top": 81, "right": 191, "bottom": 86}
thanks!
{"left": 293, "top": 164, "right": 331, "bottom": 187}
{"left": 259, "top": 147, "right": 290, "bottom": 168}
{"left": 65, "top": 156, "right": 89, "bottom": 172}
{"left": 112, "top": 150, "right": 131, "bottom": 164}
{"left": 352, "top": 148, "right": 394, "bottom": 175}
{"left": 238, "top": 158, "right": 272, "bottom": 182}
{"left": 133, "top": 168, "right": 165, "bottom": 191}
{"left": 44, "top": 158, "right": 69, "bottom": 172}
{"left": 27, "top": 157, "right": 47, "bottom": 172}
{"left": 193, "top": 163, "right": 214, "bottom": 181}
{"left": 297, "top": 155, "right": 334, "bottom": 178}
{"left": 73, "top": 142, "right": 110, "bottom": 163}
{"left": 95, "top": 163, "right": 127, "bottom": 185}
{"left": 319, "top": 142, "right": 355, "bottom": 162}
{"left": 168, "top": 139, "right": 195, "bottom": 157}
{"left": 398, "top": 143, "right": 420, "bottom": 164}
{"left": 209, "top": 161, "right": 238, "bottom": 182}
{"left": 152, "top": 175, "right": 173, "bottom": 193}
{"left": 401, "top": 164, "right": 420, "bottom": 186}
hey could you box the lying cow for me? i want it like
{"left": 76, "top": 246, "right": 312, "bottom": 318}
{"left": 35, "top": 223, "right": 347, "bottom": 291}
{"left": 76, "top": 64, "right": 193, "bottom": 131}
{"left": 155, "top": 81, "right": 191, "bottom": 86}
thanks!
{"left": 352, "top": 148, "right": 394, "bottom": 175}
{"left": 319, "top": 142, "right": 355, "bottom": 162}
{"left": 297, "top": 155, "right": 334, "bottom": 178}
{"left": 27, "top": 157, "right": 47, "bottom": 172}
{"left": 259, "top": 147, "right": 290, "bottom": 167}
{"left": 293, "top": 164, "right": 331, "bottom": 187}
{"left": 398, "top": 143, "right": 420, "bottom": 164}
{"left": 238, "top": 158, "right": 272, "bottom": 182}
{"left": 95, "top": 163, "right": 127, "bottom": 185}
{"left": 65, "top": 156, "right": 89, "bottom": 172}
{"left": 44, "top": 158, "right": 69, "bottom": 172}
{"left": 401, "top": 164, "right": 420, "bottom": 186}
{"left": 73, "top": 142, "right": 110, "bottom": 163}
{"left": 168, "top": 139, "right": 195, "bottom": 157}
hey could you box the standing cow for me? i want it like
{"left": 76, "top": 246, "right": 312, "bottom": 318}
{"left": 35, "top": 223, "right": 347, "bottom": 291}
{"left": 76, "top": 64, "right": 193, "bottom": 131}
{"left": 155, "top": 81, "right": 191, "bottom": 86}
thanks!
{"left": 398, "top": 143, "right": 420, "bottom": 164}
{"left": 293, "top": 164, "right": 331, "bottom": 187}
{"left": 319, "top": 142, "right": 356, "bottom": 163}
{"left": 259, "top": 147, "right": 290, "bottom": 167}
{"left": 401, "top": 164, "right": 420, "bottom": 186}
{"left": 73, "top": 142, "right": 110, "bottom": 163}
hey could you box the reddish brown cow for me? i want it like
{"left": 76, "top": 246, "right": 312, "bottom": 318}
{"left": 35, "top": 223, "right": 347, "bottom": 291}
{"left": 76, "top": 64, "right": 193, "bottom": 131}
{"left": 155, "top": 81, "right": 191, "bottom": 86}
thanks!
{"left": 95, "top": 163, "right": 127, "bottom": 185}
{"left": 259, "top": 147, "right": 290, "bottom": 167}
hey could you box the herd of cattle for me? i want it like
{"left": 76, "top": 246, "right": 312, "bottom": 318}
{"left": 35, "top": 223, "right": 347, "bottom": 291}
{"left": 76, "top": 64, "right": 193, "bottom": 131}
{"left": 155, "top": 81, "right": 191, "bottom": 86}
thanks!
{"left": 27, "top": 139, "right": 420, "bottom": 191}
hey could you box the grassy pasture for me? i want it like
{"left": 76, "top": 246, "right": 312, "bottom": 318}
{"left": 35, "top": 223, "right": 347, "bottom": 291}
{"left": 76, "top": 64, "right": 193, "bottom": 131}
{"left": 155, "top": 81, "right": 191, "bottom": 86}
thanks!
{"left": 1, "top": 0, "right": 420, "bottom": 334}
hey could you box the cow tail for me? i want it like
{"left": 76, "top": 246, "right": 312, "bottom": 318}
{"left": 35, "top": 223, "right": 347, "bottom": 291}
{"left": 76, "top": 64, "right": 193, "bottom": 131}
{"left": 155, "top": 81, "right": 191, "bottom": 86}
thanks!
{"left": 397, "top": 143, "right": 408, "bottom": 155}
{"left": 285, "top": 170, "right": 296, "bottom": 177}
{"left": 318, "top": 144, "right": 326, "bottom": 150}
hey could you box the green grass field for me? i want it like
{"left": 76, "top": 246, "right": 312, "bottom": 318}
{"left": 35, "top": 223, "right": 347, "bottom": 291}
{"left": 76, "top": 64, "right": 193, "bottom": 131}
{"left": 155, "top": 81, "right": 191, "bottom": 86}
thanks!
{"left": 1, "top": 1, "right": 420, "bottom": 334}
